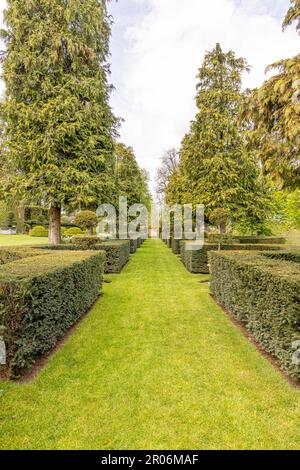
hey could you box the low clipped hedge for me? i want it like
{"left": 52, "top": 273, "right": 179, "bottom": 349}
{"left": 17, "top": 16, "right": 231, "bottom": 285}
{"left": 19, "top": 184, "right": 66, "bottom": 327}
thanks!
{"left": 97, "top": 240, "right": 130, "bottom": 273}
{"left": 171, "top": 238, "right": 185, "bottom": 255}
{"left": 181, "top": 242, "right": 284, "bottom": 274}
{"left": 130, "top": 239, "right": 138, "bottom": 254}
{"left": 0, "top": 248, "right": 105, "bottom": 379}
{"left": 37, "top": 239, "right": 131, "bottom": 273}
{"left": 208, "top": 250, "right": 300, "bottom": 381}
{"left": 234, "top": 236, "right": 286, "bottom": 245}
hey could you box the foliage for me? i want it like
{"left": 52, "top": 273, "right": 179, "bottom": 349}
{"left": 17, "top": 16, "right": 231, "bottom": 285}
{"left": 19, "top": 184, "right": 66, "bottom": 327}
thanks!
{"left": 283, "top": 0, "right": 300, "bottom": 33}
{"left": 180, "top": 240, "right": 283, "bottom": 274}
{"left": 241, "top": 4, "right": 300, "bottom": 189}
{"left": 166, "top": 44, "right": 272, "bottom": 229}
{"left": 0, "top": 0, "right": 118, "bottom": 243}
{"left": 209, "top": 250, "right": 300, "bottom": 380}
{"left": 64, "top": 227, "right": 85, "bottom": 237}
{"left": 0, "top": 248, "right": 104, "bottom": 378}
{"left": 29, "top": 226, "right": 49, "bottom": 237}
{"left": 115, "top": 143, "right": 152, "bottom": 209}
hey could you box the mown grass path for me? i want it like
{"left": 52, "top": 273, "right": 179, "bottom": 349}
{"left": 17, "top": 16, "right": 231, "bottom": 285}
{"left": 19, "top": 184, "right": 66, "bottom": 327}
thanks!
{"left": 0, "top": 239, "right": 300, "bottom": 449}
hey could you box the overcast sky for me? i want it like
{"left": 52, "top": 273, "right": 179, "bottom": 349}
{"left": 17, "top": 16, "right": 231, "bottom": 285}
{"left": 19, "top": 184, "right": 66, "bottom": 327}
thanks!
{"left": 0, "top": 1, "right": 299, "bottom": 193}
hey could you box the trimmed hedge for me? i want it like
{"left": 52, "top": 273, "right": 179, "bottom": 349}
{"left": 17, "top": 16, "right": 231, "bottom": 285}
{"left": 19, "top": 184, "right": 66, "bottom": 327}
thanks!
{"left": 208, "top": 250, "right": 300, "bottom": 380}
{"left": 0, "top": 248, "right": 105, "bottom": 379}
{"left": 234, "top": 236, "right": 286, "bottom": 245}
{"left": 130, "top": 239, "right": 138, "bottom": 254}
{"left": 171, "top": 237, "right": 185, "bottom": 255}
{"left": 72, "top": 236, "right": 100, "bottom": 248}
{"left": 97, "top": 240, "right": 130, "bottom": 273}
{"left": 181, "top": 242, "right": 284, "bottom": 274}
{"left": 36, "top": 239, "right": 131, "bottom": 274}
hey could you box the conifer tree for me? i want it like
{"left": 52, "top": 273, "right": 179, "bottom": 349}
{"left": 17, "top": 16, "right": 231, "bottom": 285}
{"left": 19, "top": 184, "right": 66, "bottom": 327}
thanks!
{"left": 171, "top": 44, "right": 271, "bottom": 231}
{"left": 0, "top": 0, "right": 118, "bottom": 244}
{"left": 242, "top": 3, "right": 300, "bottom": 189}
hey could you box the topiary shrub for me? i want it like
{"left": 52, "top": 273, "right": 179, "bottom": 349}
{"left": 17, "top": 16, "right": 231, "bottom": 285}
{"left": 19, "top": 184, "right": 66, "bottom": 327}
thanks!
{"left": 75, "top": 211, "right": 98, "bottom": 236}
{"left": 29, "top": 226, "right": 49, "bottom": 237}
{"left": 0, "top": 248, "right": 105, "bottom": 379}
{"left": 208, "top": 250, "right": 300, "bottom": 381}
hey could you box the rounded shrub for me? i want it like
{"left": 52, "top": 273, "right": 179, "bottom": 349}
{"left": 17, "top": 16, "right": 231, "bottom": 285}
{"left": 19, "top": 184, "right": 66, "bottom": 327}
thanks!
{"left": 64, "top": 227, "right": 85, "bottom": 237}
{"left": 29, "top": 226, "right": 49, "bottom": 237}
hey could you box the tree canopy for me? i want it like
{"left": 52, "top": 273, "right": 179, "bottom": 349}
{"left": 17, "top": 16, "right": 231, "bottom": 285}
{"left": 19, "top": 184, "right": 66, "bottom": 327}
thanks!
{"left": 165, "top": 43, "right": 272, "bottom": 232}
{"left": 0, "top": 0, "right": 118, "bottom": 243}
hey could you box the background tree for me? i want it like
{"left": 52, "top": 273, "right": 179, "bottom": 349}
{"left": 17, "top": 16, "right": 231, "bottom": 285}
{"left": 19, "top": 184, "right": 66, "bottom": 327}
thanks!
{"left": 115, "top": 143, "right": 151, "bottom": 209}
{"left": 0, "top": 0, "right": 118, "bottom": 244}
{"left": 167, "top": 43, "right": 272, "bottom": 232}
{"left": 283, "top": 0, "right": 300, "bottom": 33}
{"left": 75, "top": 210, "right": 98, "bottom": 236}
{"left": 155, "top": 148, "right": 179, "bottom": 201}
{"left": 241, "top": 3, "right": 300, "bottom": 189}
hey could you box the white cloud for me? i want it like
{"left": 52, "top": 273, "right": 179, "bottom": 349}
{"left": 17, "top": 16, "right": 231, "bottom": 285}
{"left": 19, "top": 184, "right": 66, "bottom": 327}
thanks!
{"left": 109, "top": 0, "right": 299, "bottom": 192}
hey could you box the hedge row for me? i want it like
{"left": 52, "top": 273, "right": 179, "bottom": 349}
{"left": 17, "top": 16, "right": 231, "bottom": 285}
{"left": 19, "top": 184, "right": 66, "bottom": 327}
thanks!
{"left": 36, "top": 238, "right": 131, "bottom": 273}
{"left": 234, "top": 236, "right": 286, "bottom": 245}
{"left": 0, "top": 248, "right": 105, "bottom": 379}
{"left": 208, "top": 250, "right": 300, "bottom": 380}
{"left": 180, "top": 242, "right": 284, "bottom": 274}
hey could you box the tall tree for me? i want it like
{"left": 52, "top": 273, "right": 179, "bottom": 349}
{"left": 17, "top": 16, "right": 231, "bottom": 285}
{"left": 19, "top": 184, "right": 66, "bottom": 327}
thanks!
{"left": 242, "top": 2, "right": 300, "bottom": 189}
{"left": 170, "top": 43, "right": 271, "bottom": 231}
{"left": 115, "top": 143, "right": 151, "bottom": 209}
{"left": 0, "top": 0, "right": 118, "bottom": 244}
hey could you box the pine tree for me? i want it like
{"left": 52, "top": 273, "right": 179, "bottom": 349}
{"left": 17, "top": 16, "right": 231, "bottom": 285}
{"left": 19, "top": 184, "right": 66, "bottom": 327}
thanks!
{"left": 172, "top": 44, "right": 271, "bottom": 231}
{"left": 0, "top": 0, "right": 118, "bottom": 244}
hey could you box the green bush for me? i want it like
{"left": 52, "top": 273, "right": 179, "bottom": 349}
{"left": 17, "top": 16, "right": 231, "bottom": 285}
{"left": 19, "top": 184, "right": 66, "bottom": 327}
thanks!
{"left": 36, "top": 240, "right": 131, "bottom": 274}
{"left": 208, "top": 250, "right": 300, "bottom": 381}
{"left": 234, "top": 236, "right": 286, "bottom": 245}
{"left": 29, "top": 226, "right": 49, "bottom": 237}
{"left": 181, "top": 242, "right": 285, "bottom": 274}
{"left": 64, "top": 227, "right": 85, "bottom": 237}
{"left": 0, "top": 248, "right": 105, "bottom": 379}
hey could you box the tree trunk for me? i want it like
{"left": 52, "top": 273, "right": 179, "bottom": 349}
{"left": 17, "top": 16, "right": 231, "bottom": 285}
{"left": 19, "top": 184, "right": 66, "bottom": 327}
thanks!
{"left": 88, "top": 226, "right": 94, "bottom": 236}
{"left": 49, "top": 207, "right": 61, "bottom": 245}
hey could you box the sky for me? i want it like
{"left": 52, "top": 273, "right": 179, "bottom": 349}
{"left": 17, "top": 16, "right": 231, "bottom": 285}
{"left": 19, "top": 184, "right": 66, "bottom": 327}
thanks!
{"left": 0, "top": 0, "right": 299, "bottom": 194}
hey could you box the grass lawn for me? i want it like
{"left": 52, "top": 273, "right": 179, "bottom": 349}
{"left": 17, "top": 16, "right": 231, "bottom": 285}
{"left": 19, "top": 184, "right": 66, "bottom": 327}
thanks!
{"left": 0, "top": 234, "right": 48, "bottom": 246}
{"left": 0, "top": 238, "right": 300, "bottom": 450}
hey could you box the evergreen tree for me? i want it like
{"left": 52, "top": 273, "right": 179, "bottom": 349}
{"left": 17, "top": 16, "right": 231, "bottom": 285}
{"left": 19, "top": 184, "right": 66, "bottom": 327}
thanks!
{"left": 0, "top": 0, "right": 118, "bottom": 244}
{"left": 242, "top": 5, "right": 300, "bottom": 189}
{"left": 171, "top": 44, "right": 271, "bottom": 231}
{"left": 115, "top": 143, "right": 151, "bottom": 209}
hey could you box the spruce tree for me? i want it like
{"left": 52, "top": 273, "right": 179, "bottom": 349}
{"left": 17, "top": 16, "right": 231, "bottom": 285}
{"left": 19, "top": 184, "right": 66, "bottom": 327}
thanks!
{"left": 173, "top": 43, "right": 271, "bottom": 232}
{"left": 0, "top": 0, "right": 117, "bottom": 244}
